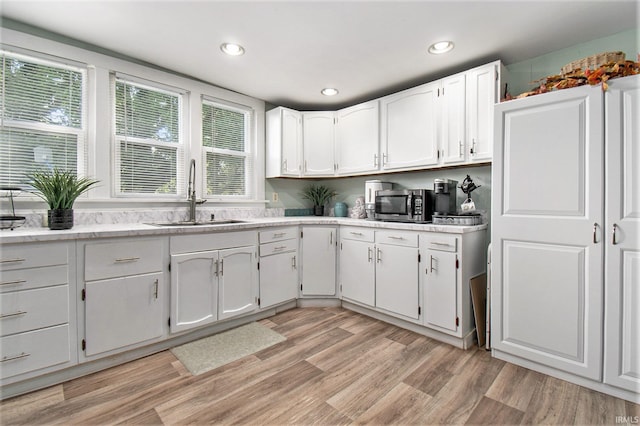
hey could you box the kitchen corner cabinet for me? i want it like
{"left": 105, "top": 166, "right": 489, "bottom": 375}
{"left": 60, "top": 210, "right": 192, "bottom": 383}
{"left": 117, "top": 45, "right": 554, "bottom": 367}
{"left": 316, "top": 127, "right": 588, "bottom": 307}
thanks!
{"left": 259, "top": 227, "right": 299, "bottom": 308}
{"left": 380, "top": 81, "right": 440, "bottom": 170}
{"left": 300, "top": 226, "right": 337, "bottom": 296}
{"left": 82, "top": 238, "right": 166, "bottom": 358}
{"left": 492, "top": 79, "right": 635, "bottom": 384}
{"left": 266, "top": 106, "right": 302, "bottom": 177}
{"left": 0, "top": 242, "right": 77, "bottom": 384}
{"left": 170, "top": 231, "right": 258, "bottom": 333}
{"left": 302, "top": 112, "right": 335, "bottom": 176}
{"left": 335, "top": 100, "right": 380, "bottom": 175}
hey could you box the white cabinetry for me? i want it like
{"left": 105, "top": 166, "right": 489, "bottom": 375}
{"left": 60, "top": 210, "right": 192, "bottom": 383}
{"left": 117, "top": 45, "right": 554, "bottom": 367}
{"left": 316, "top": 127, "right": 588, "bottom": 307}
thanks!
{"left": 374, "top": 230, "right": 421, "bottom": 320}
{"left": 335, "top": 100, "right": 380, "bottom": 175}
{"left": 170, "top": 231, "right": 258, "bottom": 333}
{"left": 302, "top": 112, "right": 335, "bottom": 176}
{"left": 259, "top": 227, "right": 299, "bottom": 308}
{"left": 82, "top": 238, "right": 166, "bottom": 358}
{"left": 603, "top": 76, "right": 640, "bottom": 394}
{"left": 339, "top": 227, "right": 375, "bottom": 306}
{"left": 301, "top": 226, "right": 337, "bottom": 296}
{"left": 494, "top": 77, "right": 640, "bottom": 402}
{"left": 422, "top": 234, "right": 459, "bottom": 332}
{"left": 467, "top": 63, "right": 500, "bottom": 162}
{"left": 380, "top": 82, "right": 440, "bottom": 170}
{"left": 441, "top": 73, "right": 467, "bottom": 165}
{"left": 266, "top": 106, "right": 302, "bottom": 177}
{"left": 0, "top": 242, "right": 76, "bottom": 383}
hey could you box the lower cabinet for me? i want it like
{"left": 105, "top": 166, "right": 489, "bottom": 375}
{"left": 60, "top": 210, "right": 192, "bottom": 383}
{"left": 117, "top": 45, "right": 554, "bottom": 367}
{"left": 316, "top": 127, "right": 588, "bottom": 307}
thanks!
{"left": 259, "top": 227, "right": 299, "bottom": 308}
{"left": 301, "top": 226, "right": 337, "bottom": 296}
{"left": 169, "top": 231, "right": 258, "bottom": 333}
{"left": 422, "top": 234, "right": 459, "bottom": 332}
{"left": 81, "top": 237, "right": 167, "bottom": 358}
{"left": 339, "top": 229, "right": 375, "bottom": 306}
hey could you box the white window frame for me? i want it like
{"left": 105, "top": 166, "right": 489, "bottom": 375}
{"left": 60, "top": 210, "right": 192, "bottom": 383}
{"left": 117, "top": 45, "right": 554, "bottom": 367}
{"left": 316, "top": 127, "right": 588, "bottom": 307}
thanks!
{"left": 201, "top": 97, "right": 254, "bottom": 200}
{"left": 112, "top": 73, "right": 186, "bottom": 198}
{"left": 0, "top": 49, "right": 88, "bottom": 187}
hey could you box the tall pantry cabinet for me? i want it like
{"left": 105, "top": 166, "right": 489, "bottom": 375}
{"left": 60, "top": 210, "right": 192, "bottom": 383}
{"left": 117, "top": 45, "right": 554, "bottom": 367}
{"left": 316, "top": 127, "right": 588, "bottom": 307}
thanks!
{"left": 492, "top": 75, "right": 639, "bottom": 401}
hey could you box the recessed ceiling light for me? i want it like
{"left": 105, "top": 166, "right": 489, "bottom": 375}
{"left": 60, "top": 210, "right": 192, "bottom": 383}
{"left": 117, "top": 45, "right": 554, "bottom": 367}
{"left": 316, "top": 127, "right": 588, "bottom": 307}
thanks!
{"left": 321, "top": 88, "right": 339, "bottom": 96}
{"left": 428, "top": 41, "right": 454, "bottom": 55}
{"left": 220, "top": 43, "right": 245, "bottom": 56}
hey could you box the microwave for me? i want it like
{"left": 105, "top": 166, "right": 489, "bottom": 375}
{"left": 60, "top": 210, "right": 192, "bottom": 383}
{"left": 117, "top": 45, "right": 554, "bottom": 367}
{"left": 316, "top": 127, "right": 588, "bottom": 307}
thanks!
{"left": 374, "top": 189, "right": 433, "bottom": 223}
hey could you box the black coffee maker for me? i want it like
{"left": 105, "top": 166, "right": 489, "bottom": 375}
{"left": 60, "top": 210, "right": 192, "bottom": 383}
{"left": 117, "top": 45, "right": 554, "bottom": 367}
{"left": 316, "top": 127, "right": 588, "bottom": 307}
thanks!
{"left": 433, "top": 179, "right": 458, "bottom": 215}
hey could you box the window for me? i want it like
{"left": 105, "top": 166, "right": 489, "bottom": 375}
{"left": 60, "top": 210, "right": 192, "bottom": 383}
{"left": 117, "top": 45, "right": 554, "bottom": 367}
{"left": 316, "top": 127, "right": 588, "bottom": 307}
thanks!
{"left": 202, "top": 98, "right": 253, "bottom": 199}
{"left": 0, "top": 51, "right": 86, "bottom": 188}
{"left": 113, "top": 76, "right": 184, "bottom": 196}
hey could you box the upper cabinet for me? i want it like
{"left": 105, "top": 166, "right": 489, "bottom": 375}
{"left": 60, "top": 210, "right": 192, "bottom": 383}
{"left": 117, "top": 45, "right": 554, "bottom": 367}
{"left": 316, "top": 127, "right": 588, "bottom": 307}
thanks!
{"left": 266, "top": 60, "right": 505, "bottom": 178}
{"left": 266, "top": 107, "right": 302, "bottom": 177}
{"left": 302, "top": 111, "right": 335, "bottom": 176}
{"left": 335, "top": 100, "right": 380, "bottom": 175}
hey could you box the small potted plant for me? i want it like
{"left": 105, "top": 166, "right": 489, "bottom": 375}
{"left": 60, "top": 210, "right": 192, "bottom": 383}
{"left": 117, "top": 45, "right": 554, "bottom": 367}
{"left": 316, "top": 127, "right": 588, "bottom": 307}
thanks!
{"left": 29, "top": 168, "right": 99, "bottom": 230}
{"left": 301, "top": 184, "right": 336, "bottom": 216}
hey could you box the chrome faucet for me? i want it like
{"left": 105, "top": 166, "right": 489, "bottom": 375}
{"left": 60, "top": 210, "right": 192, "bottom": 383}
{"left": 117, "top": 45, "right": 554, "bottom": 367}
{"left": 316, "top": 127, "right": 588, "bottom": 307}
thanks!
{"left": 187, "top": 159, "right": 206, "bottom": 222}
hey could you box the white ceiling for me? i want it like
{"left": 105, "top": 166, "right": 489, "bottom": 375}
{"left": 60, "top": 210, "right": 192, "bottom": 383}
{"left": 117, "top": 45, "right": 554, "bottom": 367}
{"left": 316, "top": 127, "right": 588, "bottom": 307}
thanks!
{"left": 1, "top": 0, "right": 638, "bottom": 110}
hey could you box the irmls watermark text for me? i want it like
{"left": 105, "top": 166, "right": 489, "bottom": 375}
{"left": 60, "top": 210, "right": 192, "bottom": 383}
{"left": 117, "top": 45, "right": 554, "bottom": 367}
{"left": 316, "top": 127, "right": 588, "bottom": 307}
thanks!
{"left": 616, "top": 416, "right": 640, "bottom": 424}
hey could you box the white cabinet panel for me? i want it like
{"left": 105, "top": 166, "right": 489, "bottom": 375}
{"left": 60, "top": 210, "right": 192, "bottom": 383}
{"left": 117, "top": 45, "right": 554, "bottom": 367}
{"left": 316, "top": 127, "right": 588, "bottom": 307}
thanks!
{"left": 424, "top": 249, "right": 457, "bottom": 331}
{"left": 339, "top": 238, "right": 375, "bottom": 306}
{"left": 375, "top": 244, "right": 419, "bottom": 320}
{"left": 302, "top": 112, "right": 335, "bottom": 176}
{"left": 441, "top": 74, "right": 466, "bottom": 165}
{"left": 0, "top": 285, "right": 68, "bottom": 336}
{"left": 170, "top": 251, "right": 218, "bottom": 333}
{"left": 335, "top": 101, "right": 379, "bottom": 175}
{"left": 85, "top": 272, "right": 164, "bottom": 356}
{"left": 266, "top": 107, "right": 302, "bottom": 177}
{"left": 467, "top": 63, "right": 497, "bottom": 162}
{"left": 218, "top": 247, "right": 258, "bottom": 320}
{"left": 301, "top": 227, "right": 336, "bottom": 296}
{"left": 259, "top": 251, "right": 298, "bottom": 308}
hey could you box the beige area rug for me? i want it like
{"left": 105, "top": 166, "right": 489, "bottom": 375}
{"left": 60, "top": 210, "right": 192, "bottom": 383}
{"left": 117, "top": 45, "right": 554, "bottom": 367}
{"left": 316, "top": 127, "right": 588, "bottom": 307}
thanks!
{"left": 171, "top": 322, "right": 286, "bottom": 375}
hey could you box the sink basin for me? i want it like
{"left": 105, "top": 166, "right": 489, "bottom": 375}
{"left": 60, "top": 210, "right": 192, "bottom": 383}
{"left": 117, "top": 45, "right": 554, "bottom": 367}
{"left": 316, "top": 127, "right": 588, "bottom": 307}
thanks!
{"left": 147, "top": 219, "right": 245, "bottom": 227}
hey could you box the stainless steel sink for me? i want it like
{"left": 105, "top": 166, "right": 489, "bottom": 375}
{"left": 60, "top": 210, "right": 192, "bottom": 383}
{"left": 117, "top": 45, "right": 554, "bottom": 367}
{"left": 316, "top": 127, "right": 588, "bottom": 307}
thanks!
{"left": 147, "top": 219, "right": 245, "bottom": 227}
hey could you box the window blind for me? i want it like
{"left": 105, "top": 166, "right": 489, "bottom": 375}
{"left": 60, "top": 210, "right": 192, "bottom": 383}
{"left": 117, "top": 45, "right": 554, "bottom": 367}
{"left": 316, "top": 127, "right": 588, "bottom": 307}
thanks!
{"left": 202, "top": 99, "right": 253, "bottom": 198}
{"left": 0, "top": 51, "right": 86, "bottom": 188}
{"left": 113, "top": 77, "right": 184, "bottom": 196}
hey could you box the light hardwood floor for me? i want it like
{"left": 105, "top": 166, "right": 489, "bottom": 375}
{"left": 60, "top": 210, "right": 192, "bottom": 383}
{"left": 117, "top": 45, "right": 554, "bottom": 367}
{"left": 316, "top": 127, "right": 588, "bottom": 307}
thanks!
{"left": 1, "top": 307, "right": 638, "bottom": 425}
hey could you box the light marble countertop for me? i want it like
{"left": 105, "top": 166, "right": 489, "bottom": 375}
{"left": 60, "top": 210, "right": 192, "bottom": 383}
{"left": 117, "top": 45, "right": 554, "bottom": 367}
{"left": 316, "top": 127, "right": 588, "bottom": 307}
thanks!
{"left": 0, "top": 217, "right": 487, "bottom": 244}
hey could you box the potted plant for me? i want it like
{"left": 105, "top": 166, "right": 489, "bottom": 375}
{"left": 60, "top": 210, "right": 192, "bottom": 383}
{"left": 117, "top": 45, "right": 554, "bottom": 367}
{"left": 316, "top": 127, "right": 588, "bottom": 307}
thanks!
{"left": 301, "top": 184, "right": 336, "bottom": 216}
{"left": 29, "top": 168, "right": 99, "bottom": 230}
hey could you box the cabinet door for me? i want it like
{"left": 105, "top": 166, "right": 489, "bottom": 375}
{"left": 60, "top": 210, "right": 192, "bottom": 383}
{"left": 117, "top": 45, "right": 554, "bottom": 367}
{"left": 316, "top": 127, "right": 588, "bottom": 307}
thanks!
{"left": 85, "top": 272, "right": 163, "bottom": 356}
{"left": 170, "top": 251, "right": 218, "bottom": 333}
{"left": 301, "top": 227, "right": 336, "bottom": 296}
{"left": 492, "top": 85, "right": 604, "bottom": 380}
{"left": 375, "top": 244, "right": 419, "bottom": 320}
{"left": 339, "top": 239, "right": 375, "bottom": 306}
{"left": 335, "top": 101, "right": 379, "bottom": 175}
{"left": 424, "top": 250, "right": 458, "bottom": 331}
{"left": 260, "top": 251, "right": 298, "bottom": 308}
{"left": 303, "top": 112, "right": 335, "bottom": 176}
{"left": 218, "top": 246, "right": 258, "bottom": 320}
{"left": 604, "top": 75, "right": 640, "bottom": 392}
{"left": 441, "top": 74, "right": 467, "bottom": 165}
{"left": 380, "top": 82, "right": 439, "bottom": 170}
{"left": 281, "top": 108, "right": 302, "bottom": 176}
{"left": 467, "top": 64, "right": 497, "bottom": 162}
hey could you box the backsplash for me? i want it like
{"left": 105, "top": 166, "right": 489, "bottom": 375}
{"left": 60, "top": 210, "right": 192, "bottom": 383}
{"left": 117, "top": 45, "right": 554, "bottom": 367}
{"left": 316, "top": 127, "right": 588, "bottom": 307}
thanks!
{"left": 6, "top": 207, "right": 285, "bottom": 229}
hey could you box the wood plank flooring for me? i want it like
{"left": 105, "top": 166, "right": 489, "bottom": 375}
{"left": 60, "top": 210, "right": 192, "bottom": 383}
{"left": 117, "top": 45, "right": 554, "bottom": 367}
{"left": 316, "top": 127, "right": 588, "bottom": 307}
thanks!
{"left": 1, "top": 307, "right": 638, "bottom": 425}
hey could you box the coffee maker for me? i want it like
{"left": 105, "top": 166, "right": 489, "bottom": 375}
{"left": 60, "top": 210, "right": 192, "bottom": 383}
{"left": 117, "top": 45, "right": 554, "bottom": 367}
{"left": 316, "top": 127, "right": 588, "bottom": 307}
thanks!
{"left": 433, "top": 179, "right": 458, "bottom": 215}
{"left": 365, "top": 180, "right": 392, "bottom": 219}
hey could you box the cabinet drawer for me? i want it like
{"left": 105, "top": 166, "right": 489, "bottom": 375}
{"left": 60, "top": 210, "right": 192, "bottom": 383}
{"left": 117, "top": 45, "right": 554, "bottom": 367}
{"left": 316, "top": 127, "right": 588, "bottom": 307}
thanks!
{"left": 85, "top": 239, "right": 163, "bottom": 281}
{"left": 423, "top": 234, "right": 458, "bottom": 252}
{"left": 260, "top": 238, "right": 297, "bottom": 257}
{"left": 341, "top": 227, "right": 374, "bottom": 243}
{"left": 0, "top": 324, "right": 71, "bottom": 380}
{"left": 259, "top": 227, "right": 298, "bottom": 244}
{"left": 376, "top": 230, "right": 418, "bottom": 247}
{"left": 0, "top": 243, "right": 69, "bottom": 271}
{"left": 0, "top": 265, "right": 68, "bottom": 294}
{"left": 0, "top": 286, "right": 69, "bottom": 336}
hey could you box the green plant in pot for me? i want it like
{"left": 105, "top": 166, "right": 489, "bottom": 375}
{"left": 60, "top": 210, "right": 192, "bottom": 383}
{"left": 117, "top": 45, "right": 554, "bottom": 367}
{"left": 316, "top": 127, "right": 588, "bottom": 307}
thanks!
{"left": 301, "top": 184, "right": 336, "bottom": 216}
{"left": 29, "top": 168, "right": 99, "bottom": 230}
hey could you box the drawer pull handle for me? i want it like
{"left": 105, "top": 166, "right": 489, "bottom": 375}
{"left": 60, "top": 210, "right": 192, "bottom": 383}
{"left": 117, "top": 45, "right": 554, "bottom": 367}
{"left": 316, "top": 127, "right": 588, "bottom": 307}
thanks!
{"left": 0, "top": 311, "right": 27, "bottom": 319}
{"left": 0, "top": 279, "right": 27, "bottom": 286}
{"left": 350, "top": 232, "right": 363, "bottom": 236}
{"left": 114, "top": 257, "right": 140, "bottom": 263}
{"left": 0, "top": 258, "right": 26, "bottom": 264}
{"left": 387, "top": 236, "right": 405, "bottom": 240}
{"left": 431, "top": 242, "right": 451, "bottom": 246}
{"left": 1, "top": 352, "right": 30, "bottom": 362}
{"left": 291, "top": 255, "right": 297, "bottom": 270}
{"left": 273, "top": 246, "right": 287, "bottom": 251}
{"left": 273, "top": 233, "right": 286, "bottom": 238}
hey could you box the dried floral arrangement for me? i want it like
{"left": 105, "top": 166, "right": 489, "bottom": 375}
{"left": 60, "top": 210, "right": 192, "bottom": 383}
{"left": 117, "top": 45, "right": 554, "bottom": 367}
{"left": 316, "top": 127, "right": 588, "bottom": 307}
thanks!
{"left": 505, "top": 54, "right": 640, "bottom": 101}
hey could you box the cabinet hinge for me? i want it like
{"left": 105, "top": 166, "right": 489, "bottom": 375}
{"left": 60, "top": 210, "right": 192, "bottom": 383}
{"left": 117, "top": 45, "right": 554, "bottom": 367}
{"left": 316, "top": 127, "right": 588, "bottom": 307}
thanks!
{"left": 418, "top": 306, "right": 421, "bottom": 316}
{"left": 437, "top": 150, "right": 440, "bottom": 159}
{"left": 168, "top": 317, "right": 171, "bottom": 327}
{"left": 81, "top": 339, "right": 86, "bottom": 351}
{"left": 168, "top": 263, "right": 171, "bottom": 272}
{"left": 456, "top": 258, "right": 459, "bottom": 269}
{"left": 300, "top": 231, "right": 303, "bottom": 238}
{"left": 418, "top": 253, "right": 421, "bottom": 263}
{"left": 81, "top": 289, "right": 86, "bottom": 301}
{"left": 300, "top": 283, "right": 303, "bottom": 291}
{"left": 456, "top": 317, "right": 459, "bottom": 327}
{"left": 257, "top": 262, "right": 260, "bottom": 270}
{"left": 340, "top": 242, "right": 343, "bottom": 250}
{"left": 258, "top": 297, "right": 261, "bottom": 306}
